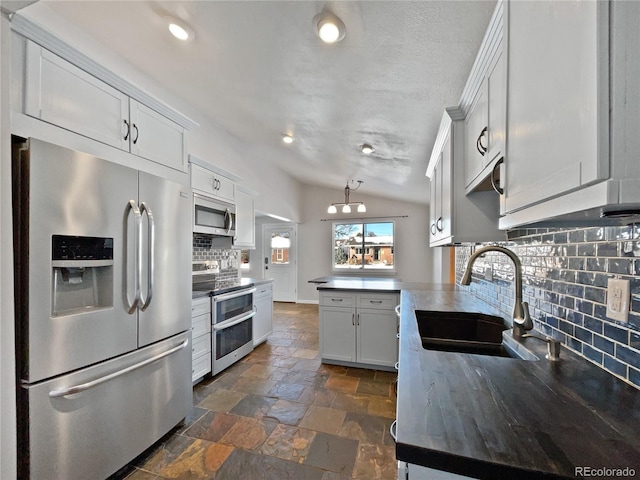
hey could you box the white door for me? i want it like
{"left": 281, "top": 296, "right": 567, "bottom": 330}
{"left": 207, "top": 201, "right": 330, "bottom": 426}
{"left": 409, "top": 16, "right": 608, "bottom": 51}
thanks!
{"left": 263, "top": 224, "right": 297, "bottom": 302}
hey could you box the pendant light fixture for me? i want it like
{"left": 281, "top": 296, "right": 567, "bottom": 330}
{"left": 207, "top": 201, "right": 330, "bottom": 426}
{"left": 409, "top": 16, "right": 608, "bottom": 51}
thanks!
{"left": 327, "top": 180, "right": 366, "bottom": 214}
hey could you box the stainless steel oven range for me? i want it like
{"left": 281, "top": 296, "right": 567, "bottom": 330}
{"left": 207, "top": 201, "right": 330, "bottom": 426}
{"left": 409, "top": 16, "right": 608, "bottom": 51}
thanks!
{"left": 211, "top": 286, "right": 256, "bottom": 374}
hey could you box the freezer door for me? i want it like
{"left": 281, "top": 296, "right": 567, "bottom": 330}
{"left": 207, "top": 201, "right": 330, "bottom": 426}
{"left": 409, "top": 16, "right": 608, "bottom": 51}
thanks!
{"left": 138, "top": 171, "right": 192, "bottom": 346}
{"left": 17, "top": 138, "right": 139, "bottom": 383}
{"left": 21, "top": 331, "right": 191, "bottom": 480}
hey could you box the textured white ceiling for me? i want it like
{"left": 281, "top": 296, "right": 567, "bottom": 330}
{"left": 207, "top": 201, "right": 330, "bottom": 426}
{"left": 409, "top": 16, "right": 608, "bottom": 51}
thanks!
{"left": 40, "top": 0, "right": 496, "bottom": 204}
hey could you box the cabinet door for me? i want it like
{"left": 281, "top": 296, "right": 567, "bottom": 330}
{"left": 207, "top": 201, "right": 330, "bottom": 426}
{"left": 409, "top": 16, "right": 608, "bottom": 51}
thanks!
{"left": 429, "top": 155, "right": 441, "bottom": 244}
{"left": 357, "top": 308, "right": 398, "bottom": 368}
{"left": 464, "top": 79, "right": 488, "bottom": 188}
{"left": 486, "top": 49, "right": 505, "bottom": 165}
{"left": 214, "top": 174, "right": 236, "bottom": 203}
{"left": 234, "top": 189, "right": 255, "bottom": 248}
{"left": 253, "top": 287, "right": 273, "bottom": 346}
{"left": 24, "top": 42, "right": 129, "bottom": 150}
{"left": 191, "top": 164, "right": 236, "bottom": 202}
{"left": 129, "top": 100, "right": 186, "bottom": 172}
{"left": 320, "top": 306, "right": 356, "bottom": 362}
{"left": 504, "top": 0, "right": 604, "bottom": 214}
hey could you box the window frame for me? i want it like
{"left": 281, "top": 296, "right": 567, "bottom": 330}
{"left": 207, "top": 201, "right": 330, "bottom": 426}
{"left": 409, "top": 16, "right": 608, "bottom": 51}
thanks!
{"left": 331, "top": 220, "right": 396, "bottom": 275}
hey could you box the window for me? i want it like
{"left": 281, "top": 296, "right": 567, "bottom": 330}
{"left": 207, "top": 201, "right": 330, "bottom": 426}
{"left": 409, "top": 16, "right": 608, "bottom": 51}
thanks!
{"left": 240, "top": 249, "right": 250, "bottom": 270}
{"left": 270, "top": 231, "right": 290, "bottom": 265}
{"left": 332, "top": 222, "right": 394, "bottom": 271}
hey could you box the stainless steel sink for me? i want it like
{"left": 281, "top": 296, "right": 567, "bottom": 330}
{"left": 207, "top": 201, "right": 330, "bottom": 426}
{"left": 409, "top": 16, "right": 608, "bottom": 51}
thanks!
{"left": 415, "top": 310, "right": 538, "bottom": 360}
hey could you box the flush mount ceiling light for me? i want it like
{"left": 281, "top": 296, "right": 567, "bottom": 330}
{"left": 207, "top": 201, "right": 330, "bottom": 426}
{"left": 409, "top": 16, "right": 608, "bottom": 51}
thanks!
{"left": 166, "top": 17, "right": 194, "bottom": 41}
{"left": 327, "top": 180, "right": 366, "bottom": 214}
{"left": 313, "top": 10, "right": 346, "bottom": 44}
{"left": 360, "top": 144, "right": 375, "bottom": 154}
{"left": 282, "top": 134, "right": 294, "bottom": 144}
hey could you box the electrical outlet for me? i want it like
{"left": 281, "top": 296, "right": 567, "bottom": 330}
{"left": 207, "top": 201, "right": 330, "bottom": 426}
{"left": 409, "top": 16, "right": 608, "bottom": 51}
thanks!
{"left": 606, "top": 277, "right": 630, "bottom": 323}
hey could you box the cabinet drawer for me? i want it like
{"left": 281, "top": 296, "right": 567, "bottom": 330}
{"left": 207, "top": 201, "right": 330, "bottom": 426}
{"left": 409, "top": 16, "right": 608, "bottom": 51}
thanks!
{"left": 255, "top": 284, "right": 273, "bottom": 298}
{"left": 191, "top": 314, "right": 210, "bottom": 338}
{"left": 320, "top": 292, "right": 355, "bottom": 307}
{"left": 192, "top": 352, "right": 211, "bottom": 382}
{"left": 358, "top": 294, "right": 399, "bottom": 310}
{"left": 192, "top": 334, "right": 211, "bottom": 359}
{"left": 191, "top": 296, "right": 210, "bottom": 318}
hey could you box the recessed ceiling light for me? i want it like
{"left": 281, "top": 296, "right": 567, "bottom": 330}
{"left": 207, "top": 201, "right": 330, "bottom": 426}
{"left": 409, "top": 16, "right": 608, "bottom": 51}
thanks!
{"left": 167, "top": 17, "right": 193, "bottom": 41}
{"left": 361, "top": 144, "right": 375, "bottom": 154}
{"left": 313, "top": 11, "right": 346, "bottom": 44}
{"left": 282, "top": 134, "right": 293, "bottom": 144}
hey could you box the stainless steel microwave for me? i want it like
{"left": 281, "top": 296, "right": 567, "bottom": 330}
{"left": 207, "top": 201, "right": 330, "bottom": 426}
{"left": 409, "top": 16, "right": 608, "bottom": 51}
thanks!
{"left": 193, "top": 193, "right": 236, "bottom": 237}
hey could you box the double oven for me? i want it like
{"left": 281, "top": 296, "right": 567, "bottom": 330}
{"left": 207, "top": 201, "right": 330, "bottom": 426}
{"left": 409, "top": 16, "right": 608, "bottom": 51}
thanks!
{"left": 193, "top": 262, "right": 255, "bottom": 375}
{"left": 211, "top": 286, "right": 256, "bottom": 375}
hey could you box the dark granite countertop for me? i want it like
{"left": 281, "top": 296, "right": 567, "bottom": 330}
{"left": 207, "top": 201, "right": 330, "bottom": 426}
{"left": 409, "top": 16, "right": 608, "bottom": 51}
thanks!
{"left": 316, "top": 278, "right": 455, "bottom": 293}
{"left": 242, "top": 277, "right": 274, "bottom": 286}
{"left": 398, "top": 288, "right": 640, "bottom": 479}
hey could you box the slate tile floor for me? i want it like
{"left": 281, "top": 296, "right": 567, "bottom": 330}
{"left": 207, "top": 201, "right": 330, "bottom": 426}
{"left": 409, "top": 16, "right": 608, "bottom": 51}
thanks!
{"left": 116, "top": 303, "right": 398, "bottom": 480}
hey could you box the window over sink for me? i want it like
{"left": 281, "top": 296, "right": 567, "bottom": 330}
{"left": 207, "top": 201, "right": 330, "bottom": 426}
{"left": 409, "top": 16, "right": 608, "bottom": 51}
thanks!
{"left": 332, "top": 221, "right": 395, "bottom": 272}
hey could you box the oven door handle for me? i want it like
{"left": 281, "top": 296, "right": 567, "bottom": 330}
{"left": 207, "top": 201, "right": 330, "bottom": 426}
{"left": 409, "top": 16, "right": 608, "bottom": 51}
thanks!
{"left": 214, "top": 287, "right": 256, "bottom": 302}
{"left": 214, "top": 311, "right": 255, "bottom": 331}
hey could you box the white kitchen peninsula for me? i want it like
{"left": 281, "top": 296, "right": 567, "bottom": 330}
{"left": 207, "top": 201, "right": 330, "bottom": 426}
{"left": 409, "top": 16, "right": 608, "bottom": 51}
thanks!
{"left": 316, "top": 278, "right": 407, "bottom": 371}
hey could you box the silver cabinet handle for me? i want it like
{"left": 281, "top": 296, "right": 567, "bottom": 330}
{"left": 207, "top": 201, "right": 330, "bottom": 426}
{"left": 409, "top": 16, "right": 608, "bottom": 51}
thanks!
{"left": 394, "top": 305, "right": 401, "bottom": 317}
{"left": 430, "top": 223, "right": 436, "bottom": 236}
{"left": 394, "top": 362, "right": 399, "bottom": 370}
{"left": 491, "top": 157, "right": 504, "bottom": 195}
{"left": 352, "top": 313, "right": 355, "bottom": 326}
{"left": 436, "top": 216, "right": 443, "bottom": 232}
{"left": 139, "top": 202, "right": 154, "bottom": 311}
{"left": 125, "top": 199, "right": 142, "bottom": 314}
{"left": 357, "top": 313, "right": 360, "bottom": 325}
{"left": 49, "top": 338, "right": 189, "bottom": 398}
{"left": 390, "top": 420, "right": 397, "bottom": 442}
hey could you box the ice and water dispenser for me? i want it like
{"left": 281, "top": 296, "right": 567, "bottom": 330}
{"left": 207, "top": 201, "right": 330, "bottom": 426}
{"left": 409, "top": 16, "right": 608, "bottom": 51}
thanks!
{"left": 51, "top": 235, "right": 114, "bottom": 316}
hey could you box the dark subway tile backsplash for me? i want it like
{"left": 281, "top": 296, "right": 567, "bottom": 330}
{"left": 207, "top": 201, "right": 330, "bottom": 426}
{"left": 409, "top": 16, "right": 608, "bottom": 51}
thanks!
{"left": 455, "top": 224, "right": 640, "bottom": 390}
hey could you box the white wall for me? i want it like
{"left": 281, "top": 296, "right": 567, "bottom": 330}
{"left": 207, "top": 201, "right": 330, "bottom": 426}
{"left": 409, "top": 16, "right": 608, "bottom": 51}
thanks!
{"left": 297, "top": 183, "right": 441, "bottom": 303}
{"left": 1, "top": 13, "right": 17, "bottom": 480}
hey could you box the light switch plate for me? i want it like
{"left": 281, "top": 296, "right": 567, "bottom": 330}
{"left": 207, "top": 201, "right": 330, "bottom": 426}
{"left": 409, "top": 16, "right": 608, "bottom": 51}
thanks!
{"left": 607, "top": 277, "right": 630, "bottom": 323}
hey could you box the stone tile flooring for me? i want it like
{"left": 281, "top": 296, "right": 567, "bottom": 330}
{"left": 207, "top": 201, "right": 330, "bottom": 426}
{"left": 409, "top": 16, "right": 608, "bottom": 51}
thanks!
{"left": 115, "top": 302, "right": 398, "bottom": 480}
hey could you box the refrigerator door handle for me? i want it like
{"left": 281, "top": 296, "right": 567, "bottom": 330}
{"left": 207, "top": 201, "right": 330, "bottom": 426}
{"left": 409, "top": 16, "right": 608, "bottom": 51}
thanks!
{"left": 126, "top": 199, "right": 142, "bottom": 314}
{"left": 48, "top": 338, "right": 189, "bottom": 398}
{"left": 139, "top": 202, "right": 155, "bottom": 311}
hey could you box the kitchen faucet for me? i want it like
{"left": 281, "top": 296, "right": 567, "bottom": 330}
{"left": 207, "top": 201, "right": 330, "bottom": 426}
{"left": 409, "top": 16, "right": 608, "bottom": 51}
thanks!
{"left": 461, "top": 245, "right": 533, "bottom": 339}
{"left": 461, "top": 245, "right": 561, "bottom": 361}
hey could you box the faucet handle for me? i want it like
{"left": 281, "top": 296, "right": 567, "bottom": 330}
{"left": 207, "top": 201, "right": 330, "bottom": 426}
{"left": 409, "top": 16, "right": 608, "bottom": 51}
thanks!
{"left": 521, "top": 301, "right": 533, "bottom": 331}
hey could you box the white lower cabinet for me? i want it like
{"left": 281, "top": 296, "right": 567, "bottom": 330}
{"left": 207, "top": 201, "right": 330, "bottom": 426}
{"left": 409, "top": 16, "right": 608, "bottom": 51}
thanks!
{"left": 319, "top": 291, "right": 399, "bottom": 369}
{"left": 398, "top": 462, "right": 477, "bottom": 480}
{"left": 253, "top": 282, "right": 273, "bottom": 346}
{"left": 191, "top": 296, "right": 211, "bottom": 384}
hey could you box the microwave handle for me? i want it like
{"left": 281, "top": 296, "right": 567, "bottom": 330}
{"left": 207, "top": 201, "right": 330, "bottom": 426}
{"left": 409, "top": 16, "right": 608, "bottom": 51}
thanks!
{"left": 225, "top": 208, "right": 233, "bottom": 234}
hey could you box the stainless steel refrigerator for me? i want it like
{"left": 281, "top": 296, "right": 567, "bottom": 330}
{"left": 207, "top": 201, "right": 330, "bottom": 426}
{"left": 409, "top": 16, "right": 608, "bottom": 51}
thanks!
{"left": 12, "top": 137, "right": 192, "bottom": 479}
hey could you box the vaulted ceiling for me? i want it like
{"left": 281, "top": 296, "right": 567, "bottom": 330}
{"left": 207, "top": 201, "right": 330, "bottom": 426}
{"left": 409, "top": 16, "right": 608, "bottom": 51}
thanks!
{"left": 31, "top": 0, "right": 496, "bottom": 204}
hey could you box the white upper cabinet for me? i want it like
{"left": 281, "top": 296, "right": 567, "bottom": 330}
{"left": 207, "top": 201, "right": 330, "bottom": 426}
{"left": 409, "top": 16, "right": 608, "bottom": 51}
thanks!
{"left": 462, "top": 2, "right": 506, "bottom": 193}
{"left": 129, "top": 100, "right": 186, "bottom": 172}
{"left": 25, "top": 44, "right": 130, "bottom": 151}
{"left": 499, "top": 0, "right": 640, "bottom": 228}
{"left": 427, "top": 112, "right": 503, "bottom": 247}
{"left": 190, "top": 162, "right": 237, "bottom": 203}
{"left": 233, "top": 186, "right": 257, "bottom": 249}
{"left": 14, "top": 19, "right": 197, "bottom": 174}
